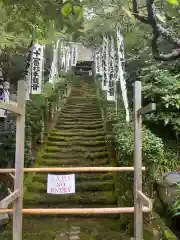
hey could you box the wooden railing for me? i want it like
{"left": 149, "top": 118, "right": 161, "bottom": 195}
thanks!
{"left": 0, "top": 79, "right": 154, "bottom": 240}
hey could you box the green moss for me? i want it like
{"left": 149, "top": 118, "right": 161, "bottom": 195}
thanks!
{"left": 143, "top": 226, "right": 161, "bottom": 240}
{"left": 27, "top": 180, "right": 114, "bottom": 193}
{"left": 51, "top": 129, "right": 105, "bottom": 137}
{"left": 47, "top": 140, "right": 106, "bottom": 147}
{"left": 43, "top": 151, "right": 108, "bottom": 159}
{"left": 24, "top": 191, "right": 117, "bottom": 205}
{"left": 33, "top": 172, "right": 113, "bottom": 183}
{"left": 40, "top": 157, "right": 109, "bottom": 166}
{"left": 163, "top": 230, "right": 178, "bottom": 240}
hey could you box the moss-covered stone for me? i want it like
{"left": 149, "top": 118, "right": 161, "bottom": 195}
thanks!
{"left": 43, "top": 150, "right": 109, "bottom": 159}
{"left": 27, "top": 180, "right": 114, "bottom": 193}
{"left": 24, "top": 191, "right": 117, "bottom": 205}
{"left": 47, "top": 139, "right": 106, "bottom": 147}
{"left": 33, "top": 172, "right": 113, "bottom": 183}
{"left": 48, "top": 135, "right": 106, "bottom": 142}
{"left": 39, "top": 157, "right": 109, "bottom": 166}
{"left": 143, "top": 226, "right": 161, "bottom": 240}
{"left": 163, "top": 230, "right": 178, "bottom": 239}
{"left": 51, "top": 129, "right": 106, "bottom": 137}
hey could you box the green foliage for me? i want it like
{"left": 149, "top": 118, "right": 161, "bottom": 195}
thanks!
{"left": 0, "top": 75, "right": 70, "bottom": 169}
{"left": 167, "top": 0, "right": 179, "bottom": 5}
{"left": 104, "top": 101, "right": 178, "bottom": 175}
{"left": 0, "top": 118, "right": 16, "bottom": 167}
{"left": 168, "top": 184, "right": 180, "bottom": 217}
{"left": 139, "top": 64, "right": 180, "bottom": 138}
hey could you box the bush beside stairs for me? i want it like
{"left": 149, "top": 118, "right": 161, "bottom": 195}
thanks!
{"left": 2, "top": 78, "right": 129, "bottom": 240}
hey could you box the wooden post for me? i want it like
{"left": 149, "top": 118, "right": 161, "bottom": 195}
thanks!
{"left": 134, "top": 81, "right": 143, "bottom": 240}
{"left": 13, "top": 80, "right": 26, "bottom": 240}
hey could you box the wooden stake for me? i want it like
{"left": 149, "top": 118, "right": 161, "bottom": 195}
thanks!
{"left": 13, "top": 80, "right": 26, "bottom": 240}
{"left": 0, "top": 190, "right": 20, "bottom": 208}
{"left": 137, "top": 191, "right": 152, "bottom": 211}
{"left": 134, "top": 81, "right": 143, "bottom": 240}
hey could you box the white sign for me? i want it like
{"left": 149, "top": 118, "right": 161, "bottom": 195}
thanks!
{"left": 31, "top": 43, "right": 44, "bottom": 94}
{"left": 47, "top": 174, "right": 75, "bottom": 195}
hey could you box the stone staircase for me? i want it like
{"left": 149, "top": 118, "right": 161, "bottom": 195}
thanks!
{"left": 2, "top": 78, "right": 129, "bottom": 239}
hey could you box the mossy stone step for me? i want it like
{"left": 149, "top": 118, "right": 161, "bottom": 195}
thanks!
{"left": 64, "top": 104, "right": 100, "bottom": 109}
{"left": 48, "top": 135, "right": 106, "bottom": 142}
{"left": 57, "top": 116, "right": 103, "bottom": 121}
{"left": 40, "top": 158, "right": 109, "bottom": 167}
{"left": 45, "top": 145, "right": 108, "bottom": 153}
{"left": 67, "top": 98, "right": 98, "bottom": 102}
{"left": 43, "top": 151, "right": 109, "bottom": 160}
{"left": 51, "top": 129, "right": 106, "bottom": 137}
{"left": 62, "top": 108, "right": 100, "bottom": 112}
{"left": 27, "top": 180, "right": 114, "bottom": 193}
{"left": 63, "top": 108, "right": 100, "bottom": 113}
{"left": 66, "top": 102, "right": 98, "bottom": 105}
{"left": 24, "top": 191, "right": 117, "bottom": 205}
{"left": 55, "top": 123, "right": 103, "bottom": 130}
{"left": 61, "top": 112, "right": 102, "bottom": 118}
{"left": 61, "top": 110, "right": 101, "bottom": 115}
{"left": 47, "top": 140, "right": 106, "bottom": 147}
{"left": 33, "top": 173, "right": 113, "bottom": 184}
{"left": 67, "top": 101, "right": 98, "bottom": 105}
{"left": 56, "top": 120, "right": 103, "bottom": 125}
{"left": 2, "top": 217, "right": 127, "bottom": 240}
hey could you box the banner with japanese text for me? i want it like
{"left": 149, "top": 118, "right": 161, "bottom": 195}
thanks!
{"left": 31, "top": 43, "right": 44, "bottom": 94}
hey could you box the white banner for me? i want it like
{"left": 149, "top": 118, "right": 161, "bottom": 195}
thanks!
{"left": 71, "top": 43, "right": 78, "bottom": 66}
{"left": 102, "top": 37, "right": 109, "bottom": 91}
{"left": 116, "top": 29, "right": 129, "bottom": 122}
{"left": 65, "top": 46, "right": 71, "bottom": 72}
{"left": 49, "top": 40, "right": 59, "bottom": 85}
{"left": 116, "top": 28, "right": 125, "bottom": 82}
{"left": 105, "top": 38, "right": 110, "bottom": 92}
{"left": 25, "top": 47, "right": 32, "bottom": 100}
{"left": 47, "top": 174, "right": 75, "bottom": 195}
{"left": 99, "top": 49, "right": 103, "bottom": 76}
{"left": 60, "top": 41, "right": 66, "bottom": 70}
{"left": 107, "top": 36, "right": 116, "bottom": 101}
{"left": 31, "top": 43, "right": 44, "bottom": 94}
{"left": 95, "top": 49, "right": 101, "bottom": 75}
{"left": 0, "top": 70, "right": 10, "bottom": 117}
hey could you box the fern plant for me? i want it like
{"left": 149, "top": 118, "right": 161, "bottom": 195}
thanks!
{"left": 168, "top": 184, "right": 180, "bottom": 218}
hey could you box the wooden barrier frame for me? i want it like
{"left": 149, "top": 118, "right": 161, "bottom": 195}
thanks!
{"left": 134, "top": 81, "right": 156, "bottom": 239}
{"left": 0, "top": 80, "right": 26, "bottom": 240}
{"left": 0, "top": 80, "right": 155, "bottom": 240}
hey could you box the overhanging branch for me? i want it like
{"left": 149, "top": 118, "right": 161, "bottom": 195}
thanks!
{"left": 132, "top": 0, "right": 180, "bottom": 61}
{"left": 132, "top": 0, "right": 149, "bottom": 23}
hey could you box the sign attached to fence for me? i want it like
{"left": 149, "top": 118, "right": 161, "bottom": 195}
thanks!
{"left": 47, "top": 174, "right": 75, "bottom": 195}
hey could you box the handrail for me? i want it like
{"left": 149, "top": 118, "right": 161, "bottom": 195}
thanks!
{"left": 0, "top": 166, "right": 146, "bottom": 173}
